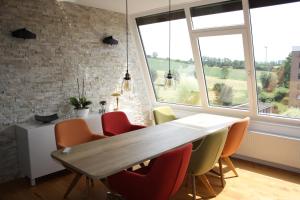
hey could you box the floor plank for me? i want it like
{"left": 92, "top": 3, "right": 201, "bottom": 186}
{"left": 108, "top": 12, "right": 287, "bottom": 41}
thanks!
{"left": 0, "top": 158, "right": 299, "bottom": 200}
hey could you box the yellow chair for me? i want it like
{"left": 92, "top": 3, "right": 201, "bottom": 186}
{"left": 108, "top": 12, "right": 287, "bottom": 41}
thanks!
{"left": 153, "top": 106, "right": 176, "bottom": 124}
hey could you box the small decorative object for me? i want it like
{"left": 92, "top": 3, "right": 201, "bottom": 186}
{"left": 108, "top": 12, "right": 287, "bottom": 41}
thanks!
{"left": 34, "top": 113, "right": 58, "bottom": 123}
{"left": 11, "top": 28, "right": 36, "bottom": 39}
{"left": 111, "top": 92, "right": 121, "bottom": 111}
{"left": 99, "top": 100, "right": 107, "bottom": 114}
{"left": 103, "top": 36, "right": 118, "bottom": 45}
{"left": 70, "top": 78, "right": 92, "bottom": 118}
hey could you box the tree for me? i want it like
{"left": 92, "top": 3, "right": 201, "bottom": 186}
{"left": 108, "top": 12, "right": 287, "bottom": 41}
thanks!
{"left": 282, "top": 53, "right": 292, "bottom": 88}
{"left": 260, "top": 72, "right": 271, "bottom": 90}
{"left": 221, "top": 67, "right": 230, "bottom": 79}
{"left": 150, "top": 68, "right": 158, "bottom": 82}
{"left": 188, "top": 58, "right": 194, "bottom": 64}
{"left": 212, "top": 83, "right": 233, "bottom": 106}
{"left": 152, "top": 52, "right": 158, "bottom": 58}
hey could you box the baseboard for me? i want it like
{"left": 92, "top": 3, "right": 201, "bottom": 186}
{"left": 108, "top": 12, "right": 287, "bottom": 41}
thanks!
{"left": 233, "top": 154, "right": 300, "bottom": 174}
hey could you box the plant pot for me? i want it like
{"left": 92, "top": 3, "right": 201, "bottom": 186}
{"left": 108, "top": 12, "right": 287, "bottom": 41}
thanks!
{"left": 75, "top": 108, "right": 89, "bottom": 118}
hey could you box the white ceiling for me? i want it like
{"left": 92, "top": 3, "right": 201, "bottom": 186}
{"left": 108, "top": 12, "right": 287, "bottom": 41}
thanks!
{"left": 57, "top": 0, "right": 201, "bottom": 14}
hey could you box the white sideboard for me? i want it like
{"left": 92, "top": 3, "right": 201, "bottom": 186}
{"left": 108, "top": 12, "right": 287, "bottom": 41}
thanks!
{"left": 16, "top": 113, "right": 103, "bottom": 186}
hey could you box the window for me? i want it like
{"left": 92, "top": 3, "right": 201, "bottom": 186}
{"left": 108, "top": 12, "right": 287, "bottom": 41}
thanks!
{"left": 137, "top": 10, "right": 201, "bottom": 106}
{"left": 198, "top": 34, "right": 249, "bottom": 109}
{"left": 250, "top": 0, "right": 300, "bottom": 119}
{"left": 136, "top": 0, "right": 300, "bottom": 122}
{"left": 190, "top": 0, "right": 248, "bottom": 110}
{"left": 190, "top": 0, "right": 244, "bottom": 29}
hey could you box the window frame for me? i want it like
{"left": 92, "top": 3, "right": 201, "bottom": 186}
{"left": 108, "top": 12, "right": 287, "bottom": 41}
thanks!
{"left": 135, "top": 9, "right": 203, "bottom": 107}
{"left": 130, "top": 0, "right": 300, "bottom": 126}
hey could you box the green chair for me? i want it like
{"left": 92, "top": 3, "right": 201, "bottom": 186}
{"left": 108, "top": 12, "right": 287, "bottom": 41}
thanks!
{"left": 187, "top": 129, "right": 228, "bottom": 199}
{"left": 153, "top": 106, "right": 176, "bottom": 125}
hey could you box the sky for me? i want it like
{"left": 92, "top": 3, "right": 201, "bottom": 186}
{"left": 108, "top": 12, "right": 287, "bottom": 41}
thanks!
{"left": 139, "top": 2, "right": 300, "bottom": 62}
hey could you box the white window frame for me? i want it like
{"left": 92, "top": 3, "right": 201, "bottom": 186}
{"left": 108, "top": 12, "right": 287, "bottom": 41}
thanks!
{"left": 131, "top": 0, "right": 300, "bottom": 126}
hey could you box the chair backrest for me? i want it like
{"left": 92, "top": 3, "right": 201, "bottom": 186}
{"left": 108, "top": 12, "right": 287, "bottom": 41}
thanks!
{"left": 222, "top": 117, "right": 250, "bottom": 157}
{"left": 101, "top": 111, "right": 132, "bottom": 136}
{"left": 54, "top": 119, "right": 94, "bottom": 149}
{"left": 189, "top": 129, "right": 228, "bottom": 176}
{"left": 148, "top": 143, "right": 192, "bottom": 199}
{"left": 153, "top": 106, "right": 176, "bottom": 125}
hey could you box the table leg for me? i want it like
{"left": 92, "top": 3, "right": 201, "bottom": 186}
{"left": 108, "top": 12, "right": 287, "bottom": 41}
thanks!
{"left": 64, "top": 173, "right": 82, "bottom": 199}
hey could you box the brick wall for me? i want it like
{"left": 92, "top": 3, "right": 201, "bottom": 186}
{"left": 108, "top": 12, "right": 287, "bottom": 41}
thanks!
{"left": 0, "top": 0, "right": 151, "bottom": 183}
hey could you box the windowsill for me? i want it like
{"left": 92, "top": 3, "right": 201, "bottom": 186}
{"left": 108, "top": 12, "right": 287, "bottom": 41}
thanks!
{"left": 152, "top": 101, "right": 300, "bottom": 139}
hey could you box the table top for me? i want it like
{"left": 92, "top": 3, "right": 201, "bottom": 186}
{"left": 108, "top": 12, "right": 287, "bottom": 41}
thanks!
{"left": 51, "top": 113, "right": 240, "bottom": 179}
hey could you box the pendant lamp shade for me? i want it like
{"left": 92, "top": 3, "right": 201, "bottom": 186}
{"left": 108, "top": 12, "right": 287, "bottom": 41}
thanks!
{"left": 165, "top": 71, "right": 175, "bottom": 89}
{"left": 164, "top": 0, "right": 175, "bottom": 89}
{"left": 121, "top": 0, "right": 133, "bottom": 95}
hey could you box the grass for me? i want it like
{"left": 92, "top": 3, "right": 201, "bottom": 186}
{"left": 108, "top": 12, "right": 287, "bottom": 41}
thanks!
{"left": 147, "top": 57, "right": 300, "bottom": 118}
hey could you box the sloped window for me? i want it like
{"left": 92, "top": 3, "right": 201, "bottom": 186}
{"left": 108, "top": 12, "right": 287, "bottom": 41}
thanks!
{"left": 190, "top": 0, "right": 244, "bottom": 29}
{"left": 137, "top": 10, "right": 201, "bottom": 106}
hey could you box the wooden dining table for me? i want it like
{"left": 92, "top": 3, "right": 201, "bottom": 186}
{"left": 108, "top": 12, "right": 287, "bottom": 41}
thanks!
{"left": 51, "top": 113, "right": 240, "bottom": 197}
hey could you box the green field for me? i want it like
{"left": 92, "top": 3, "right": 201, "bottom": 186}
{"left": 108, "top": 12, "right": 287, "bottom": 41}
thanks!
{"left": 148, "top": 57, "right": 250, "bottom": 106}
{"left": 147, "top": 57, "right": 300, "bottom": 118}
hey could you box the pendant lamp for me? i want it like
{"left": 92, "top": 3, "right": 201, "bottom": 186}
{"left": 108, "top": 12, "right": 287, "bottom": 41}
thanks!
{"left": 121, "top": 0, "right": 132, "bottom": 94}
{"left": 164, "top": 0, "right": 175, "bottom": 89}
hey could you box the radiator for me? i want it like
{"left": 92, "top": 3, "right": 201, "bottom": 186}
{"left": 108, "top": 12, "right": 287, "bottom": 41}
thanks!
{"left": 235, "top": 131, "right": 300, "bottom": 173}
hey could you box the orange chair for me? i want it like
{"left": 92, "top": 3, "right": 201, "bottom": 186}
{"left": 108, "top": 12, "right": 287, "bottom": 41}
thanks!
{"left": 54, "top": 118, "right": 106, "bottom": 198}
{"left": 218, "top": 117, "right": 250, "bottom": 186}
{"left": 55, "top": 118, "right": 105, "bottom": 149}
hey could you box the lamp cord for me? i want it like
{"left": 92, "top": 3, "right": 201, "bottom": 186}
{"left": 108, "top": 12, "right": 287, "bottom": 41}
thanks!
{"left": 168, "top": 0, "right": 171, "bottom": 74}
{"left": 126, "top": 0, "right": 129, "bottom": 73}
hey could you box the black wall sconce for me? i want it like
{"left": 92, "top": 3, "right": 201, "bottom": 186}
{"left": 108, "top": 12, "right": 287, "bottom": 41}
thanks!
{"left": 103, "top": 36, "right": 118, "bottom": 45}
{"left": 11, "top": 28, "right": 36, "bottom": 39}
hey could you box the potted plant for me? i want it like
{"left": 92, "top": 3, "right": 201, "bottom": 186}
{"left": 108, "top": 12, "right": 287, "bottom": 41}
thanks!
{"left": 70, "top": 78, "right": 92, "bottom": 118}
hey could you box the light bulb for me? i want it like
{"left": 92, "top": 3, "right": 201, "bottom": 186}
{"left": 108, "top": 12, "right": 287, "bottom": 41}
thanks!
{"left": 164, "top": 71, "right": 174, "bottom": 89}
{"left": 165, "top": 78, "right": 173, "bottom": 88}
{"left": 122, "top": 79, "right": 131, "bottom": 92}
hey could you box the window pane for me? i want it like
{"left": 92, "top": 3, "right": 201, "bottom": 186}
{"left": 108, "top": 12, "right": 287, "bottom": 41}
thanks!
{"left": 138, "top": 18, "right": 201, "bottom": 106}
{"left": 191, "top": 0, "right": 244, "bottom": 29}
{"left": 251, "top": 1, "right": 300, "bottom": 119}
{"left": 198, "top": 34, "right": 249, "bottom": 109}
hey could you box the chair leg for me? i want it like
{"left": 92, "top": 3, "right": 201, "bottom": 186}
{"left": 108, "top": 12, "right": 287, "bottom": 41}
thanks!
{"left": 184, "top": 173, "right": 190, "bottom": 188}
{"left": 86, "top": 176, "right": 91, "bottom": 198}
{"left": 64, "top": 173, "right": 82, "bottom": 199}
{"left": 218, "top": 158, "right": 224, "bottom": 187}
{"left": 139, "top": 162, "right": 146, "bottom": 168}
{"left": 224, "top": 157, "right": 238, "bottom": 177}
{"left": 90, "top": 178, "right": 94, "bottom": 187}
{"left": 192, "top": 175, "right": 197, "bottom": 200}
{"left": 199, "top": 175, "right": 216, "bottom": 197}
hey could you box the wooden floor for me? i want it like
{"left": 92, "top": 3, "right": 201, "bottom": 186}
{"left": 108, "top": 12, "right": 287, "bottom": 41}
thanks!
{"left": 1, "top": 158, "right": 299, "bottom": 200}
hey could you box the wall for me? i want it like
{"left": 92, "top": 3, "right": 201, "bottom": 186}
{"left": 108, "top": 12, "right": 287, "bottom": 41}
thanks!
{"left": 0, "top": 0, "right": 151, "bottom": 183}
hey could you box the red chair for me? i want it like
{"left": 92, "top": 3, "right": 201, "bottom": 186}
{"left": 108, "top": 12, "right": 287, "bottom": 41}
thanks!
{"left": 102, "top": 111, "right": 146, "bottom": 136}
{"left": 107, "top": 143, "right": 193, "bottom": 200}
